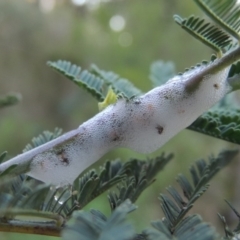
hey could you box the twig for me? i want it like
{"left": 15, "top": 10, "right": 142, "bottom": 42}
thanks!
{"left": 0, "top": 209, "right": 64, "bottom": 236}
{"left": 0, "top": 220, "right": 62, "bottom": 237}
{"left": 1, "top": 46, "right": 240, "bottom": 186}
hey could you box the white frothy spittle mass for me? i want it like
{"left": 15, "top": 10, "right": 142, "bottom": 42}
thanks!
{"left": 27, "top": 65, "right": 230, "bottom": 186}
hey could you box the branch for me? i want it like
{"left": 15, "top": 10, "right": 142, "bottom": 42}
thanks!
{"left": 1, "top": 46, "right": 240, "bottom": 186}
{"left": 184, "top": 46, "right": 240, "bottom": 91}
{"left": 0, "top": 220, "right": 61, "bottom": 237}
{"left": 0, "top": 209, "right": 64, "bottom": 236}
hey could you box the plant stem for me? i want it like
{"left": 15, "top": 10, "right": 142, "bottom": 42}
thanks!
{"left": 1, "top": 46, "right": 240, "bottom": 185}
{"left": 0, "top": 220, "right": 61, "bottom": 237}
{"left": 185, "top": 46, "right": 240, "bottom": 91}
{"left": 0, "top": 209, "right": 64, "bottom": 236}
{"left": 0, "top": 129, "right": 80, "bottom": 176}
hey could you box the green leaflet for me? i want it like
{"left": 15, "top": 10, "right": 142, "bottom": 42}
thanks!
{"left": 90, "top": 64, "right": 142, "bottom": 98}
{"left": 0, "top": 154, "right": 173, "bottom": 224}
{"left": 23, "top": 128, "right": 63, "bottom": 152}
{"left": 188, "top": 108, "right": 240, "bottom": 144}
{"left": 146, "top": 215, "right": 218, "bottom": 240}
{"left": 62, "top": 151, "right": 235, "bottom": 240}
{"left": 62, "top": 200, "right": 136, "bottom": 240}
{"left": 194, "top": 0, "right": 240, "bottom": 41}
{"left": 42, "top": 159, "right": 131, "bottom": 217}
{"left": 108, "top": 153, "right": 173, "bottom": 211}
{"left": 144, "top": 150, "right": 237, "bottom": 240}
{"left": 47, "top": 60, "right": 104, "bottom": 101}
{"left": 71, "top": 159, "right": 129, "bottom": 214}
{"left": 174, "top": 15, "right": 232, "bottom": 55}
{"left": 40, "top": 155, "right": 172, "bottom": 217}
{"left": 149, "top": 61, "right": 176, "bottom": 87}
{"left": 47, "top": 60, "right": 142, "bottom": 102}
{"left": 0, "top": 175, "right": 50, "bottom": 211}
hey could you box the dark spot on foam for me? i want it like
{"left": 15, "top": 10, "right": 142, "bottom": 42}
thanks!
{"left": 56, "top": 149, "right": 69, "bottom": 166}
{"left": 156, "top": 125, "right": 164, "bottom": 134}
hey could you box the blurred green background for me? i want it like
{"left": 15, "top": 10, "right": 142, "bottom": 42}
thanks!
{"left": 1, "top": 0, "right": 240, "bottom": 239}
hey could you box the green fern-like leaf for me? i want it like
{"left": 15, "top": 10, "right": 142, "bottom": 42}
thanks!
{"left": 37, "top": 159, "right": 128, "bottom": 217}
{"left": 188, "top": 108, "right": 240, "bottom": 144}
{"left": 158, "top": 150, "right": 237, "bottom": 231}
{"left": 174, "top": 15, "right": 232, "bottom": 54}
{"left": 176, "top": 55, "right": 219, "bottom": 78}
{"left": 146, "top": 215, "right": 218, "bottom": 240}
{"left": 108, "top": 153, "right": 173, "bottom": 211}
{"left": 62, "top": 200, "right": 136, "bottom": 240}
{"left": 45, "top": 156, "right": 171, "bottom": 217}
{"left": 48, "top": 61, "right": 141, "bottom": 101}
{"left": 23, "top": 128, "right": 63, "bottom": 152}
{"left": 90, "top": 64, "right": 142, "bottom": 98}
{"left": 69, "top": 160, "right": 129, "bottom": 214}
{"left": 149, "top": 61, "right": 175, "bottom": 87}
{"left": 0, "top": 179, "right": 48, "bottom": 211}
{"left": 194, "top": 0, "right": 240, "bottom": 40}
{"left": 47, "top": 60, "right": 104, "bottom": 101}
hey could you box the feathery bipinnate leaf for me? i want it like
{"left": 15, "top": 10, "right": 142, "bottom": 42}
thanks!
{"left": 174, "top": 15, "right": 232, "bottom": 55}
{"left": 23, "top": 128, "right": 63, "bottom": 152}
{"left": 38, "top": 159, "right": 129, "bottom": 217}
{"left": 0, "top": 161, "right": 127, "bottom": 227}
{"left": 0, "top": 175, "right": 49, "bottom": 211}
{"left": 0, "top": 92, "right": 21, "bottom": 109}
{"left": 108, "top": 153, "right": 173, "bottom": 211}
{"left": 149, "top": 61, "right": 175, "bottom": 87}
{"left": 194, "top": 0, "right": 240, "bottom": 41}
{"left": 47, "top": 60, "right": 104, "bottom": 101}
{"left": 45, "top": 154, "right": 173, "bottom": 217}
{"left": 0, "top": 176, "right": 64, "bottom": 235}
{"left": 145, "top": 215, "right": 218, "bottom": 240}
{"left": 62, "top": 200, "right": 136, "bottom": 240}
{"left": 47, "top": 60, "right": 141, "bottom": 101}
{"left": 188, "top": 108, "right": 240, "bottom": 144}
{"left": 0, "top": 155, "right": 171, "bottom": 231}
{"left": 0, "top": 150, "right": 173, "bottom": 220}
{"left": 70, "top": 159, "right": 129, "bottom": 214}
{"left": 134, "top": 151, "right": 236, "bottom": 239}
{"left": 90, "top": 64, "right": 142, "bottom": 98}
{"left": 158, "top": 150, "right": 237, "bottom": 232}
